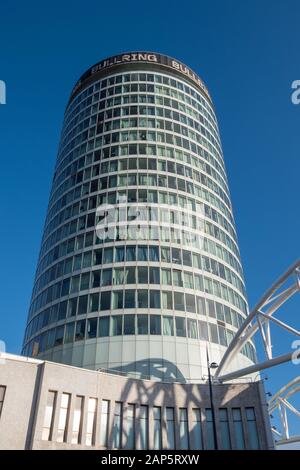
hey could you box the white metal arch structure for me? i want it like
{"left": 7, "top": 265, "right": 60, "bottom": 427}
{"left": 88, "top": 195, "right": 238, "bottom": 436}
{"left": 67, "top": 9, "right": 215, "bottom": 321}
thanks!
{"left": 215, "top": 259, "right": 300, "bottom": 382}
{"left": 268, "top": 376, "right": 300, "bottom": 447}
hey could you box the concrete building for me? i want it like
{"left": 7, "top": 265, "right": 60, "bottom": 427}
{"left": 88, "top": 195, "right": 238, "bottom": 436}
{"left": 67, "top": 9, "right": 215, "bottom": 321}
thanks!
{"left": 0, "top": 53, "right": 274, "bottom": 450}
{"left": 0, "top": 354, "right": 273, "bottom": 450}
{"left": 22, "top": 52, "right": 255, "bottom": 381}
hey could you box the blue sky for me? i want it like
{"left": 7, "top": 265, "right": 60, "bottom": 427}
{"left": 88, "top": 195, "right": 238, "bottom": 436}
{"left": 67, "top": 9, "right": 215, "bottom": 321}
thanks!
{"left": 0, "top": 0, "right": 300, "bottom": 437}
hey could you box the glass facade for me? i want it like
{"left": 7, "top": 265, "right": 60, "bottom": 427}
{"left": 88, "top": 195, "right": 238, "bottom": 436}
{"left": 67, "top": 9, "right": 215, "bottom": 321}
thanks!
{"left": 22, "top": 52, "right": 255, "bottom": 381}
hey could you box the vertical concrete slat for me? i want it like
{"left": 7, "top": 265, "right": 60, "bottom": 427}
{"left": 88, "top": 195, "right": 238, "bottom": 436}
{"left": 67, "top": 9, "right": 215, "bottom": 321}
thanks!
{"left": 65, "top": 393, "right": 75, "bottom": 445}
{"left": 80, "top": 395, "right": 88, "bottom": 448}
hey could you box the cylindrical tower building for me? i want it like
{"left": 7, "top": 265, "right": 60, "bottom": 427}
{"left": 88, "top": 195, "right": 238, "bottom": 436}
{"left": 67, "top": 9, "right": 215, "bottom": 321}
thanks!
{"left": 22, "top": 52, "right": 256, "bottom": 382}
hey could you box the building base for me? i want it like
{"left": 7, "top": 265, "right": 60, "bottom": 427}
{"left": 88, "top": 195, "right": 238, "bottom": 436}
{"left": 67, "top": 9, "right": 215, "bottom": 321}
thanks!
{"left": 0, "top": 354, "right": 273, "bottom": 450}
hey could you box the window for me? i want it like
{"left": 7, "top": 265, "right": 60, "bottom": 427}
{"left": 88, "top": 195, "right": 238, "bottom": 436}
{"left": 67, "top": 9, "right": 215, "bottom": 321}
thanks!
{"left": 179, "top": 408, "right": 189, "bottom": 449}
{"left": 138, "top": 289, "right": 148, "bottom": 308}
{"left": 172, "top": 247, "right": 181, "bottom": 264}
{"left": 115, "top": 246, "right": 125, "bottom": 262}
{"left": 137, "top": 314, "right": 148, "bottom": 334}
{"left": 138, "top": 266, "right": 148, "bottom": 284}
{"left": 199, "top": 320, "right": 209, "bottom": 341}
{"left": 216, "top": 302, "right": 224, "bottom": 321}
{"left": 114, "top": 268, "right": 124, "bottom": 285}
{"left": 54, "top": 325, "right": 64, "bottom": 346}
{"left": 65, "top": 322, "right": 75, "bottom": 343}
{"left": 175, "top": 317, "right": 186, "bottom": 337}
{"left": 47, "top": 329, "right": 56, "bottom": 350}
{"left": 161, "top": 246, "right": 170, "bottom": 263}
{"left": 149, "top": 246, "right": 159, "bottom": 261}
{"left": 182, "top": 250, "right": 192, "bottom": 266}
{"left": 246, "top": 407, "right": 259, "bottom": 449}
{"left": 209, "top": 323, "right": 219, "bottom": 344}
{"left": 68, "top": 298, "right": 77, "bottom": 317}
{"left": 58, "top": 301, "right": 67, "bottom": 321}
{"left": 150, "top": 290, "right": 160, "bottom": 308}
{"left": 195, "top": 275, "right": 203, "bottom": 292}
{"left": 125, "top": 404, "right": 135, "bottom": 449}
{"left": 162, "top": 291, "right": 173, "bottom": 309}
{"left": 193, "top": 253, "right": 201, "bottom": 269}
{"left": 186, "top": 293, "right": 196, "bottom": 313}
{"left": 207, "top": 299, "right": 216, "bottom": 318}
{"left": 126, "top": 245, "right": 136, "bottom": 261}
{"left": 219, "top": 408, "right": 231, "bottom": 449}
{"left": 149, "top": 267, "right": 160, "bottom": 284}
{"left": 125, "top": 266, "right": 136, "bottom": 284}
{"left": 112, "top": 402, "right": 123, "bottom": 449}
{"left": 150, "top": 315, "right": 161, "bottom": 335}
{"left": 87, "top": 318, "right": 97, "bottom": 339}
{"left": 70, "top": 276, "right": 80, "bottom": 293}
{"left": 71, "top": 396, "right": 84, "bottom": 444}
{"left": 174, "top": 292, "right": 185, "bottom": 311}
{"left": 197, "top": 297, "right": 206, "bottom": 315}
{"left": 78, "top": 295, "right": 88, "bottom": 314}
{"left": 99, "top": 316, "right": 110, "bottom": 337}
{"left": 75, "top": 320, "right": 85, "bottom": 341}
{"left": 86, "top": 398, "right": 97, "bottom": 446}
{"left": 190, "top": 409, "right": 203, "bottom": 450}
{"left": 205, "top": 408, "right": 216, "bottom": 449}
{"left": 124, "top": 314, "right": 135, "bottom": 335}
{"left": 110, "top": 315, "right": 123, "bottom": 336}
{"left": 224, "top": 305, "right": 232, "bottom": 324}
{"left": 232, "top": 408, "right": 245, "bottom": 450}
{"left": 184, "top": 272, "right": 193, "bottom": 289}
{"left": 138, "top": 245, "right": 148, "bottom": 261}
{"left": 187, "top": 319, "right": 198, "bottom": 339}
{"left": 101, "top": 269, "right": 112, "bottom": 286}
{"left": 93, "top": 249, "right": 102, "bottom": 266}
{"left": 92, "top": 270, "right": 101, "bottom": 288}
{"left": 162, "top": 268, "right": 171, "bottom": 285}
{"left": 80, "top": 272, "right": 90, "bottom": 290}
{"left": 100, "top": 400, "right": 110, "bottom": 447}
{"left": 112, "top": 290, "right": 123, "bottom": 309}
{"left": 218, "top": 325, "right": 227, "bottom": 346}
{"left": 42, "top": 390, "right": 56, "bottom": 441}
{"left": 139, "top": 405, "right": 148, "bottom": 449}
{"left": 103, "top": 247, "right": 113, "bottom": 263}
{"left": 173, "top": 269, "right": 183, "bottom": 287}
{"left": 153, "top": 406, "right": 162, "bottom": 450}
{"left": 166, "top": 407, "right": 175, "bottom": 449}
{"left": 57, "top": 393, "right": 70, "bottom": 443}
{"left": 163, "top": 316, "right": 174, "bottom": 336}
{"left": 125, "top": 289, "right": 135, "bottom": 308}
{"left": 100, "top": 291, "right": 111, "bottom": 310}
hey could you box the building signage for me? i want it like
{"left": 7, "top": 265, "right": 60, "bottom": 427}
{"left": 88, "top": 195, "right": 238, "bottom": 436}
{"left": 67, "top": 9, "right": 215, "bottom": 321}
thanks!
{"left": 71, "top": 52, "right": 209, "bottom": 100}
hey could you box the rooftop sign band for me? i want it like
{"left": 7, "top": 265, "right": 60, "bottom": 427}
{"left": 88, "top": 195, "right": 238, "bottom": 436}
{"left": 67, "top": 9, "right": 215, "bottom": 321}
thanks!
{"left": 70, "top": 52, "right": 210, "bottom": 101}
